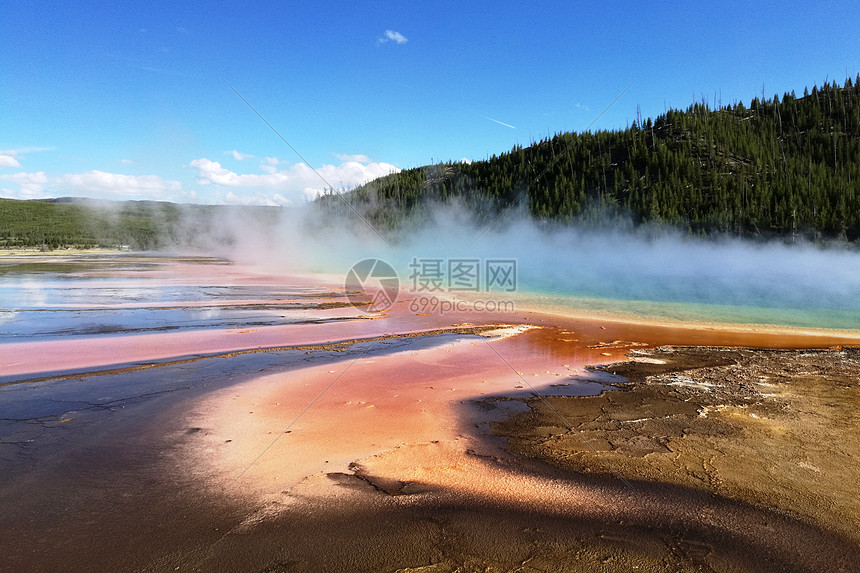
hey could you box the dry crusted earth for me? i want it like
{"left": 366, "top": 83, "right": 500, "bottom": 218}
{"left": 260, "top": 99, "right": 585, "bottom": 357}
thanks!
{"left": 492, "top": 346, "right": 860, "bottom": 573}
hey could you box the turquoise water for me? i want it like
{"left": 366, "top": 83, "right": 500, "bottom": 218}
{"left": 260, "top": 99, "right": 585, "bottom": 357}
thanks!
{"left": 515, "top": 262, "right": 860, "bottom": 329}
{"left": 515, "top": 290, "right": 860, "bottom": 330}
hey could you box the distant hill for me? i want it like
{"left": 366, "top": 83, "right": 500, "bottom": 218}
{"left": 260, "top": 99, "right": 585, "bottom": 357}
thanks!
{"left": 0, "top": 197, "right": 280, "bottom": 250}
{"left": 319, "top": 76, "right": 860, "bottom": 242}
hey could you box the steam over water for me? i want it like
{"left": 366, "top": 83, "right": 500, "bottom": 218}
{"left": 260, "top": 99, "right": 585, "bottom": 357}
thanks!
{"left": 512, "top": 232, "right": 860, "bottom": 329}
{"left": 200, "top": 203, "right": 860, "bottom": 330}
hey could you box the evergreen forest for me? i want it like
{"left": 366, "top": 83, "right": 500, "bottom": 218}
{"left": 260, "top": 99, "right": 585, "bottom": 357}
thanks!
{"left": 319, "top": 77, "right": 860, "bottom": 241}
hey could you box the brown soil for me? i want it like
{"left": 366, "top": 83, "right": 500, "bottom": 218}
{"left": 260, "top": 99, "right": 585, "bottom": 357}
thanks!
{"left": 493, "top": 346, "right": 860, "bottom": 570}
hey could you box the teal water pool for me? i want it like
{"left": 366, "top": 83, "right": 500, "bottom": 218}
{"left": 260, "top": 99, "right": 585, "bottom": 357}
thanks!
{"left": 513, "top": 290, "right": 860, "bottom": 331}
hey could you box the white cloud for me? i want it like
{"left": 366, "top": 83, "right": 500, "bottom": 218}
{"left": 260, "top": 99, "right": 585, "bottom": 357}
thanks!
{"left": 230, "top": 150, "right": 253, "bottom": 160}
{"left": 0, "top": 169, "right": 187, "bottom": 201}
{"left": 0, "top": 153, "right": 400, "bottom": 206}
{"left": 378, "top": 29, "right": 408, "bottom": 44}
{"left": 0, "top": 154, "right": 22, "bottom": 168}
{"left": 120, "top": 159, "right": 134, "bottom": 165}
{"left": 190, "top": 157, "right": 400, "bottom": 203}
{"left": 61, "top": 170, "right": 182, "bottom": 198}
{"left": 0, "top": 171, "right": 50, "bottom": 199}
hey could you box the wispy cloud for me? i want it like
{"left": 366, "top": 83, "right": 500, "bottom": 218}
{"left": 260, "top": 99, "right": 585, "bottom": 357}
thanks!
{"left": 485, "top": 116, "right": 516, "bottom": 129}
{"left": 378, "top": 29, "right": 408, "bottom": 45}
{"left": 334, "top": 153, "right": 372, "bottom": 163}
{"left": 229, "top": 150, "right": 253, "bottom": 160}
{"left": 0, "top": 147, "right": 54, "bottom": 169}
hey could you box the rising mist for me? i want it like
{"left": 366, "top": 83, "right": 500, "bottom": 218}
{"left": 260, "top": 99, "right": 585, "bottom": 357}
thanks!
{"left": 194, "top": 196, "right": 860, "bottom": 329}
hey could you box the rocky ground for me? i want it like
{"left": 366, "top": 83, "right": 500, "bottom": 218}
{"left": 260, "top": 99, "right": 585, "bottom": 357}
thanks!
{"left": 492, "top": 346, "right": 860, "bottom": 571}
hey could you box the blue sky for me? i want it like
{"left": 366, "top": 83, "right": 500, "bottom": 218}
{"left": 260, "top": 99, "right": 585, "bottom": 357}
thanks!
{"left": 2, "top": 1, "right": 857, "bottom": 205}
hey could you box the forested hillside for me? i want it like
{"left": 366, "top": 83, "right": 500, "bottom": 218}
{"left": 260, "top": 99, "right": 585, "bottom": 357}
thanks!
{"left": 321, "top": 77, "right": 860, "bottom": 241}
{"left": 0, "top": 198, "right": 279, "bottom": 250}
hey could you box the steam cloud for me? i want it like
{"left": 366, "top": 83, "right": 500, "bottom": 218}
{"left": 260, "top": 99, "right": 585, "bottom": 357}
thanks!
{"left": 189, "top": 198, "right": 860, "bottom": 329}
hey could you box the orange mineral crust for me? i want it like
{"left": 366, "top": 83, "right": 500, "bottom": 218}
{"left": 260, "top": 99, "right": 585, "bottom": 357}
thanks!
{"left": 179, "top": 311, "right": 860, "bottom": 497}
{"left": 178, "top": 328, "right": 589, "bottom": 495}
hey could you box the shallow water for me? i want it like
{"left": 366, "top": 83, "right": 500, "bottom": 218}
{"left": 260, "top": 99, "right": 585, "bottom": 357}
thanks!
{"left": 5, "top": 251, "right": 860, "bottom": 335}
{"left": 0, "top": 255, "right": 356, "bottom": 341}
